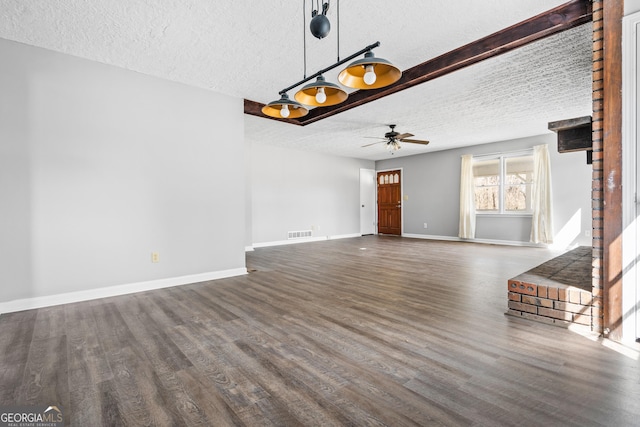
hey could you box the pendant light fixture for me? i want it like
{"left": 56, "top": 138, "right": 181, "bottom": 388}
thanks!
{"left": 261, "top": 93, "right": 308, "bottom": 119}
{"left": 294, "top": 75, "right": 348, "bottom": 106}
{"left": 338, "top": 51, "right": 402, "bottom": 89}
{"left": 262, "top": 0, "right": 401, "bottom": 119}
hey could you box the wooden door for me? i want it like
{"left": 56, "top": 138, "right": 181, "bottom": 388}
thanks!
{"left": 377, "top": 170, "right": 402, "bottom": 235}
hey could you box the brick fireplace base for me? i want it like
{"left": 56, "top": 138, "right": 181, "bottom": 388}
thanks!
{"left": 506, "top": 246, "right": 594, "bottom": 328}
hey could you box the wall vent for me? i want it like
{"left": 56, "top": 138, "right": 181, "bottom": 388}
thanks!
{"left": 288, "top": 230, "right": 313, "bottom": 239}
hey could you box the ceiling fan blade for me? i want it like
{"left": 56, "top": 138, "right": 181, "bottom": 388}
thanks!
{"left": 363, "top": 136, "right": 386, "bottom": 139}
{"left": 395, "top": 133, "right": 414, "bottom": 139}
{"left": 399, "top": 138, "right": 430, "bottom": 145}
{"left": 361, "top": 141, "right": 384, "bottom": 147}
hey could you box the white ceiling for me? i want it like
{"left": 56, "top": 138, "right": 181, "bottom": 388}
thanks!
{"left": 0, "top": 0, "right": 592, "bottom": 160}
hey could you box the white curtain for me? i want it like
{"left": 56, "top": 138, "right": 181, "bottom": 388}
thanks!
{"left": 530, "top": 144, "right": 554, "bottom": 244}
{"left": 459, "top": 154, "right": 476, "bottom": 239}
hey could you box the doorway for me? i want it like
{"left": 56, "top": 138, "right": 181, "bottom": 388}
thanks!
{"left": 360, "top": 169, "right": 376, "bottom": 235}
{"left": 377, "top": 170, "right": 402, "bottom": 235}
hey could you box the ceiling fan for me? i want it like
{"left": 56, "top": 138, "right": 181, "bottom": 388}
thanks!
{"left": 362, "top": 124, "right": 430, "bottom": 151}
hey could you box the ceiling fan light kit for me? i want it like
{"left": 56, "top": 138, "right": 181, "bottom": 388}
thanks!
{"left": 261, "top": 0, "right": 401, "bottom": 119}
{"left": 387, "top": 141, "right": 401, "bottom": 151}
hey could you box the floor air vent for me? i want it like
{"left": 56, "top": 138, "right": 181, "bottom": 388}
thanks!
{"left": 288, "top": 230, "right": 313, "bottom": 239}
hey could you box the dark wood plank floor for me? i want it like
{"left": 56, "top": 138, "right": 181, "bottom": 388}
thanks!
{"left": 1, "top": 236, "right": 639, "bottom": 426}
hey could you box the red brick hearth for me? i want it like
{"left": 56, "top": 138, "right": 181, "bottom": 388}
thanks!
{"left": 507, "top": 247, "right": 594, "bottom": 329}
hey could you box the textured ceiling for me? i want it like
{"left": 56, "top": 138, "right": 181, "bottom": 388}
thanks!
{"left": 0, "top": 0, "right": 592, "bottom": 160}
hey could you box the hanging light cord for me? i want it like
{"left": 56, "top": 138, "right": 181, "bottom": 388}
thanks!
{"left": 302, "top": 0, "right": 337, "bottom": 81}
{"left": 303, "top": 0, "right": 307, "bottom": 79}
{"left": 336, "top": 0, "right": 340, "bottom": 61}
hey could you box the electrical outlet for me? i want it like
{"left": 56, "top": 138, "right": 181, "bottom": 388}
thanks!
{"left": 423, "top": 222, "right": 428, "bottom": 229}
{"left": 151, "top": 252, "right": 160, "bottom": 263}
{"left": 585, "top": 230, "right": 591, "bottom": 237}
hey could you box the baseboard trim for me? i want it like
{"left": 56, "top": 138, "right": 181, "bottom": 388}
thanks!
{"left": 403, "top": 233, "right": 461, "bottom": 242}
{"left": 0, "top": 268, "right": 248, "bottom": 314}
{"left": 253, "top": 233, "right": 361, "bottom": 248}
{"left": 329, "top": 233, "right": 362, "bottom": 240}
{"left": 402, "top": 233, "right": 545, "bottom": 247}
{"left": 253, "top": 237, "right": 327, "bottom": 248}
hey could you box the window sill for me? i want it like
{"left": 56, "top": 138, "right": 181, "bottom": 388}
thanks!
{"left": 476, "top": 212, "right": 533, "bottom": 218}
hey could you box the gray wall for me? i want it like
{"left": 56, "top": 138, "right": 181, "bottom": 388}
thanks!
{"left": 0, "top": 38, "right": 246, "bottom": 303}
{"left": 377, "top": 134, "right": 592, "bottom": 247}
{"left": 250, "top": 144, "right": 374, "bottom": 245}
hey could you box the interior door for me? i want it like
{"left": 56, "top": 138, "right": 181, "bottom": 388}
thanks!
{"left": 377, "top": 170, "right": 402, "bottom": 235}
{"left": 360, "top": 169, "right": 376, "bottom": 235}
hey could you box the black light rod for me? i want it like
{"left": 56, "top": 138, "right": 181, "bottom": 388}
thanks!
{"left": 279, "top": 41, "right": 380, "bottom": 95}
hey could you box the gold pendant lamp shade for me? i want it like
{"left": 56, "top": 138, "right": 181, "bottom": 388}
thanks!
{"left": 294, "top": 75, "right": 348, "bottom": 107}
{"left": 338, "top": 51, "right": 401, "bottom": 89}
{"left": 261, "top": 41, "right": 401, "bottom": 119}
{"left": 261, "top": 93, "right": 309, "bottom": 119}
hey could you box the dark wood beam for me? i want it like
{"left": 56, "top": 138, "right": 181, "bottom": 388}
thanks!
{"left": 244, "top": 0, "right": 593, "bottom": 125}
{"left": 548, "top": 116, "right": 592, "bottom": 153}
{"left": 556, "top": 127, "right": 592, "bottom": 152}
{"left": 601, "top": 0, "right": 623, "bottom": 342}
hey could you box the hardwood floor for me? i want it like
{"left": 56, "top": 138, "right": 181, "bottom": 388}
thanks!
{"left": 1, "top": 236, "right": 639, "bottom": 426}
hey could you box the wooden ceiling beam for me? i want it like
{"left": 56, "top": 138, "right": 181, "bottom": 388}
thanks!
{"left": 244, "top": 0, "right": 592, "bottom": 126}
{"left": 548, "top": 115, "right": 593, "bottom": 153}
{"left": 548, "top": 115, "right": 593, "bottom": 164}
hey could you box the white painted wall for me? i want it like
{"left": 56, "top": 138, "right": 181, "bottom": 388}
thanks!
{"left": 250, "top": 144, "right": 374, "bottom": 245}
{"left": 376, "top": 134, "right": 592, "bottom": 247}
{"left": 622, "top": 10, "right": 640, "bottom": 342}
{"left": 0, "top": 38, "right": 246, "bottom": 305}
{"left": 626, "top": 0, "right": 640, "bottom": 15}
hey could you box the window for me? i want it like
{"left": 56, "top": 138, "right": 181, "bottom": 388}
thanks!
{"left": 473, "top": 151, "right": 534, "bottom": 214}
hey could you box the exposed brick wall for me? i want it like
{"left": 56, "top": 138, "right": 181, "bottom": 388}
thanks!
{"left": 508, "top": 280, "right": 593, "bottom": 327}
{"left": 591, "top": 0, "right": 604, "bottom": 335}
{"left": 505, "top": 1, "right": 618, "bottom": 337}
